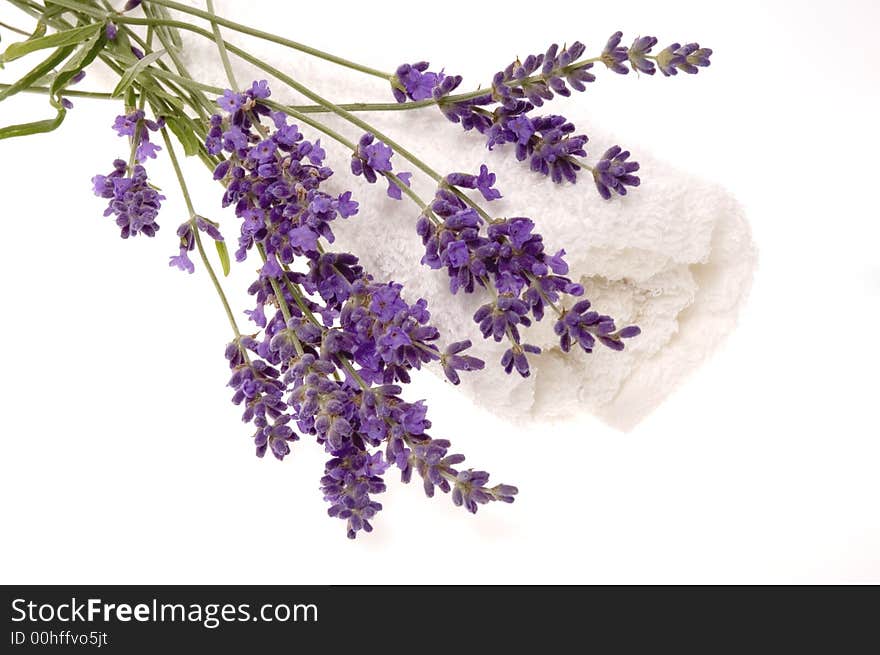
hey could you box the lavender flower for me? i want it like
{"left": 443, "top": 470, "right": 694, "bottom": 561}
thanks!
{"left": 349, "top": 132, "right": 414, "bottom": 198}
{"left": 444, "top": 164, "right": 503, "bottom": 201}
{"left": 655, "top": 42, "right": 713, "bottom": 76}
{"left": 321, "top": 444, "right": 387, "bottom": 538}
{"left": 628, "top": 36, "right": 658, "bottom": 75}
{"left": 592, "top": 146, "right": 641, "bottom": 200}
{"left": 553, "top": 299, "right": 641, "bottom": 354}
{"left": 92, "top": 159, "right": 163, "bottom": 238}
{"left": 601, "top": 32, "right": 630, "bottom": 75}
{"left": 225, "top": 339, "right": 297, "bottom": 460}
{"left": 392, "top": 62, "right": 445, "bottom": 102}
{"left": 168, "top": 217, "right": 224, "bottom": 274}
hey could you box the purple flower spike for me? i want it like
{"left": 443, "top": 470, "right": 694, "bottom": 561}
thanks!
{"left": 592, "top": 145, "right": 641, "bottom": 200}
{"left": 554, "top": 299, "right": 640, "bottom": 353}
{"left": 92, "top": 160, "right": 163, "bottom": 238}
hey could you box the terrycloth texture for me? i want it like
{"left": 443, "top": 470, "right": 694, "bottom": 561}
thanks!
{"left": 176, "top": 3, "right": 757, "bottom": 429}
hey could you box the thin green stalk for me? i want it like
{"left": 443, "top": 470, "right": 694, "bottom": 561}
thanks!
{"left": 148, "top": 67, "right": 224, "bottom": 94}
{"left": 138, "top": 3, "right": 215, "bottom": 118}
{"left": 0, "top": 83, "right": 112, "bottom": 99}
{"left": 204, "top": 0, "right": 238, "bottom": 91}
{"left": 142, "top": 0, "right": 391, "bottom": 80}
{"left": 161, "top": 126, "right": 243, "bottom": 340}
{"left": 0, "top": 19, "right": 31, "bottom": 35}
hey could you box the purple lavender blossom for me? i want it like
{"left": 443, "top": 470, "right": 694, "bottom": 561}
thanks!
{"left": 169, "top": 246, "right": 194, "bottom": 274}
{"left": 350, "top": 132, "right": 393, "bottom": 183}
{"left": 601, "top": 32, "right": 630, "bottom": 75}
{"left": 225, "top": 340, "right": 297, "bottom": 460}
{"left": 440, "top": 340, "right": 485, "bottom": 385}
{"left": 92, "top": 159, "right": 163, "bottom": 238}
{"left": 321, "top": 444, "right": 387, "bottom": 538}
{"left": 392, "top": 62, "right": 445, "bottom": 102}
{"left": 628, "top": 36, "right": 658, "bottom": 75}
{"left": 111, "top": 109, "right": 164, "bottom": 162}
{"left": 553, "top": 299, "right": 641, "bottom": 354}
{"left": 386, "top": 171, "right": 412, "bottom": 200}
{"left": 656, "top": 42, "right": 713, "bottom": 76}
{"left": 168, "top": 218, "right": 224, "bottom": 274}
{"left": 445, "top": 165, "right": 502, "bottom": 201}
{"left": 592, "top": 146, "right": 641, "bottom": 200}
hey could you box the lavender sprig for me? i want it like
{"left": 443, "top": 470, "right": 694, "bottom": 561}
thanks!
{"left": 389, "top": 33, "right": 711, "bottom": 192}
{"left": 205, "top": 83, "right": 514, "bottom": 537}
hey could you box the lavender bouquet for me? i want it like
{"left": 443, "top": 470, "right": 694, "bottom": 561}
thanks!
{"left": 0, "top": 0, "right": 712, "bottom": 538}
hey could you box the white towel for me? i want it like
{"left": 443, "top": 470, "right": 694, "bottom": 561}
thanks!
{"left": 176, "top": 2, "right": 757, "bottom": 430}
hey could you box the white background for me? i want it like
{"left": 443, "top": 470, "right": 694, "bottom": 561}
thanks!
{"left": 0, "top": 0, "right": 877, "bottom": 583}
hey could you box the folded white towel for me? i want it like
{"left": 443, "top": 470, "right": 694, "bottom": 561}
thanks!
{"left": 178, "top": 3, "right": 757, "bottom": 430}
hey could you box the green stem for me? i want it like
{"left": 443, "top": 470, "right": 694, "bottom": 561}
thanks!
{"left": 161, "top": 126, "right": 243, "bottom": 340}
{"left": 147, "top": 67, "right": 224, "bottom": 94}
{"left": 0, "top": 19, "right": 31, "bottom": 35}
{"left": 0, "top": 83, "right": 112, "bottom": 99}
{"left": 139, "top": 3, "right": 215, "bottom": 119}
{"left": 142, "top": 0, "right": 391, "bottom": 80}
{"left": 204, "top": 0, "right": 238, "bottom": 91}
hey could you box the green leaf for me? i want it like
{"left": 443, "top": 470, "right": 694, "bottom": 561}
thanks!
{"left": 45, "top": 0, "right": 105, "bottom": 17}
{"left": 164, "top": 115, "right": 200, "bottom": 157}
{"left": 112, "top": 49, "right": 167, "bottom": 98}
{"left": 0, "top": 46, "right": 75, "bottom": 103}
{"left": 154, "top": 5, "right": 183, "bottom": 48}
{"left": 215, "top": 240, "right": 231, "bottom": 277}
{"left": 0, "top": 107, "right": 66, "bottom": 140}
{"left": 1, "top": 23, "right": 101, "bottom": 63}
{"left": 30, "top": 21, "right": 48, "bottom": 40}
{"left": 49, "top": 32, "right": 106, "bottom": 102}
